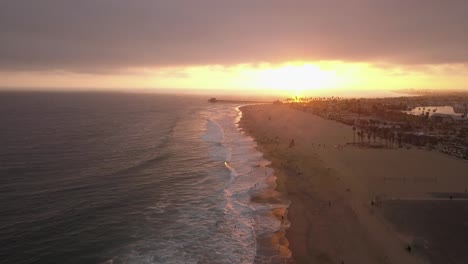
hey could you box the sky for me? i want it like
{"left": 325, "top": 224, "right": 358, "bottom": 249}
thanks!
{"left": 1, "top": 0, "right": 468, "bottom": 96}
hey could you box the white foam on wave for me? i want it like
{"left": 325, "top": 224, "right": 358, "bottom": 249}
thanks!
{"left": 202, "top": 118, "right": 224, "bottom": 143}
{"left": 202, "top": 118, "right": 233, "bottom": 162}
{"left": 146, "top": 201, "right": 170, "bottom": 214}
{"left": 204, "top": 104, "right": 292, "bottom": 263}
{"left": 114, "top": 104, "right": 291, "bottom": 264}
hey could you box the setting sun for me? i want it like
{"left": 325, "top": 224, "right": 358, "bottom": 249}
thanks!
{"left": 2, "top": 1, "right": 468, "bottom": 263}
{"left": 3, "top": 60, "right": 468, "bottom": 97}
{"left": 251, "top": 63, "right": 338, "bottom": 96}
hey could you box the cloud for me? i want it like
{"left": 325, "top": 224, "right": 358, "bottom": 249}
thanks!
{"left": 1, "top": 0, "right": 468, "bottom": 72}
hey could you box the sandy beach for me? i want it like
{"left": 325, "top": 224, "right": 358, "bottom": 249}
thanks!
{"left": 240, "top": 104, "right": 468, "bottom": 264}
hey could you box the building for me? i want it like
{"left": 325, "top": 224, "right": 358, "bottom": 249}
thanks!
{"left": 453, "top": 116, "right": 468, "bottom": 125}
{"left": 431, "top": 113, "right": 455, "bottom": 124}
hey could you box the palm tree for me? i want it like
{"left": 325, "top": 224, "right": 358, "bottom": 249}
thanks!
{"left": 397, "top": 132, "right": 403, "bottom": 147}
{"left": 352, "top": 126, "right": 356, "bottom": 144}
{"left": 383, "top": 130, "right": 388, "bottom": 148}
{"left": 358, "top": 131, "right": 364, "bottom": 144}
{"left": 389, "top": 132, "right": 395, "bottom": 148}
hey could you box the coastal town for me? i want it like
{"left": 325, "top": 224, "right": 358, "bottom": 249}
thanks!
{"left": 282, "top": 92, "right": 468, "bottom": 160}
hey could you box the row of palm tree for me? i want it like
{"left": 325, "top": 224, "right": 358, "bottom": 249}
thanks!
{"left": 352, "top": 124, "right": 404, "bottom": 148}
{"left": 285, "top": 96, "right": 344, "bottom": 104}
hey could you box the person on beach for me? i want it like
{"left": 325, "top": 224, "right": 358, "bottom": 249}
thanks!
{"left": 289, "top": 139, "right": 295, "bottom": 148}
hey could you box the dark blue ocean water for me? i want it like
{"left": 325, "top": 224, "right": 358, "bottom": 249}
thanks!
{"left": 0, "top": 92, "right": 289, "bottom": 264}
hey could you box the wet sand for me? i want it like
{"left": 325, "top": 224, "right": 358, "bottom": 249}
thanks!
{"left": 240, "top": 104, "right": 468, "bottom": 264}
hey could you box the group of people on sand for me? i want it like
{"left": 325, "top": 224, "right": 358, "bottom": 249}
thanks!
{"left": 289, "top": 140, "right": 346, "bottom": 149}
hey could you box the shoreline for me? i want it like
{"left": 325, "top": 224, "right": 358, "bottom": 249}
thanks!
{"left": 238, "top": 105, "right": 297, "bottom": 263}
{"left": 237, "top": 105, "right": 293, "bottom": 263}
{"left": 240, "top": 103, "right": 468, "bottom": 264}
{"left": 238, "top": 103, "right": 411, "bottom": 263}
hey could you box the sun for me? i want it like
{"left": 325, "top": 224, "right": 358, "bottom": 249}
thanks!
{"left": 253, "top": 63, "right": 337, "bottom": 95}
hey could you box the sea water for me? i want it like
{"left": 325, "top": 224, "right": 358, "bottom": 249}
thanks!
{"left": 0, "top": 92, "right": 290, "bottom": 264}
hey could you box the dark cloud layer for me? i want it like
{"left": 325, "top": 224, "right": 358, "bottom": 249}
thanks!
{"left": 1, "top": 0, "right": 467, "bottom": 72}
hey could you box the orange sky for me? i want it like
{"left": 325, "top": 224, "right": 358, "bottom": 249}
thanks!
{"left": 1, "top": 1, "right": 468, "bottom": 96}
{"left": 2, "top": 61, "right": 467, "bottom": 97}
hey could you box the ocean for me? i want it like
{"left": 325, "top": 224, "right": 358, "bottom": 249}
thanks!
{"left": 0, "top": 92, "right": 290, "bottom": 264}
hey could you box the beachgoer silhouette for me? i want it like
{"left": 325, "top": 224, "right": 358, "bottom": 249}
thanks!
{"left": 289, "top": 139, "right": 295, "bottom": 148}
{"left": 406, "top": 245, "right": 412, "bottom": 252}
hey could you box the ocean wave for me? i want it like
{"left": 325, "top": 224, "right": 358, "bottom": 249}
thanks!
{"left": 202, "top": 118, "right": 224, "bottom": 143}
{"left": 203, "top": 105, "right": 292, "bottom": 264}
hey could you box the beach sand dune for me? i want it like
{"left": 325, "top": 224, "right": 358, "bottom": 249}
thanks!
{"left": 240, "top": 104, "right": 468, "bottom": 264}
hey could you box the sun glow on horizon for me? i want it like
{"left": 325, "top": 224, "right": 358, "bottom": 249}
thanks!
{"left": 249, "top": 63, "right": 339, "bottom": 96}
{"left": 1, "top": 61, "right": 468, "bottom": 96}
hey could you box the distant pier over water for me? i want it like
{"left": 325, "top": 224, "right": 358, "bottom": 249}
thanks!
{"left": 208, "top": 97, "right": 270, "bottom": 104}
